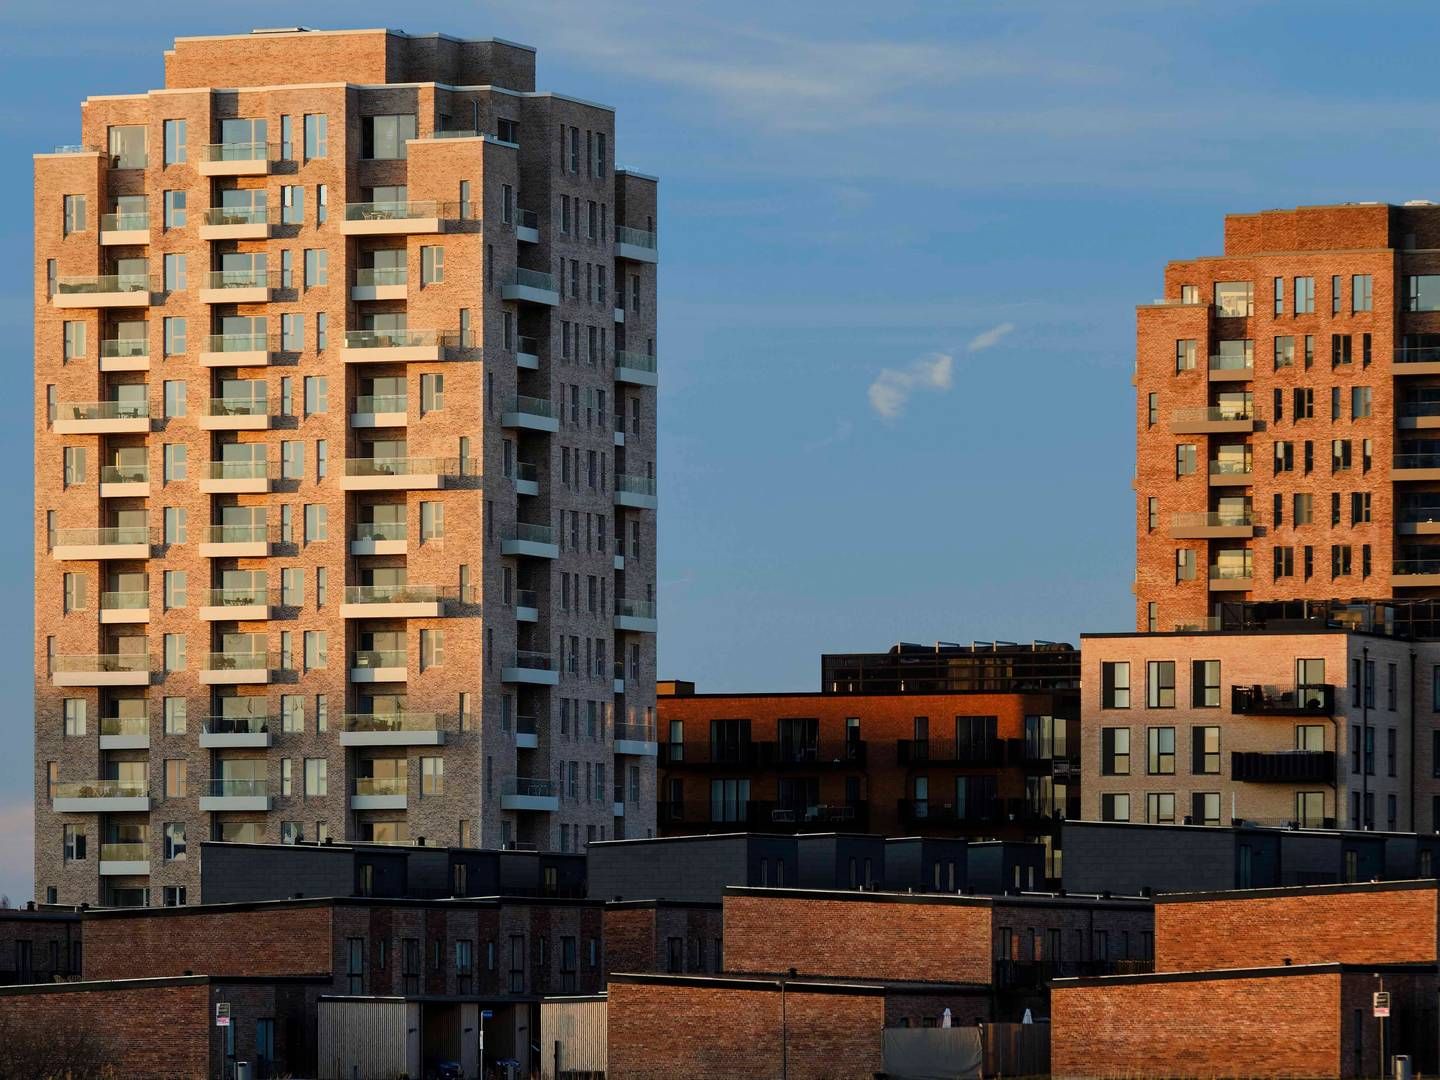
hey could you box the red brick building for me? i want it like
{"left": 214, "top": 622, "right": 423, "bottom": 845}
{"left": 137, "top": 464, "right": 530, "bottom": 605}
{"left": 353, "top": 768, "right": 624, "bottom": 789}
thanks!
{"left": 603, "top": 899, "right": 723, "bottom": 978}
{"left": 0, "top": 907, "right": 81, "bottom": 985}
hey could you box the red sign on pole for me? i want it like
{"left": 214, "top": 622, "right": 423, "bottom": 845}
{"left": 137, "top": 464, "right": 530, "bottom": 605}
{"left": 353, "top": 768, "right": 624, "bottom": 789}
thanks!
{"left": 1373, "top": 991, "right": 1390, "bottom": 1018}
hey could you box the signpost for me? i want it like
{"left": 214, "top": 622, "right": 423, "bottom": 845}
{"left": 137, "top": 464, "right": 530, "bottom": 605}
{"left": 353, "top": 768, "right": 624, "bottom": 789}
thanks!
{"left": 1375, "top": 986, "right": 1390, "bottom": 1074}
{"left": 1373, "top": 991, "right": 1390, "bottom": 1018}
{"left": 215, "top": 1002, "right": 231, "bottom": 1028}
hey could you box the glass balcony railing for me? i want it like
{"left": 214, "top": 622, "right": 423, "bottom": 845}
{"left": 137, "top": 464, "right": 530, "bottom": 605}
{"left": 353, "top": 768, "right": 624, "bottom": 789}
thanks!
{"left": 99, "top": 717, "right": 148, "bottom": 737}
{"left": 344, "top": 584, "right": 456, "bottom": 604}
{"left": 205, "top": 269, "right": 274, "bottom": 290}
{"left": 1208, "top": 353, "right": 1253, "bottom": 372}
{"left": 343, "top": 713, "right": 439, "bottom": 733}
{"left": 353, "top": 394, "right": 407, "bottom": 414}
{"left": 353, "top": 521, "right": 406, "bottom": 542}
{"left": 206, "top": 395, "right": 268, "bottom": 417}
{"left": 200, "top": 588, "right": 270, "bottom": 607}
{"left": 204, "top": 333, "right": 273, "bottom": 353}
{"left": 1209, "top": 564, "right": 1254, "bottom": 581}
{"left": 57, "top": 400, "right": 150, "bottom": 422}
{"left": 56, "top": 274, "right": 153, "bottom": 296}
{"left": 1394, "top": 558, "right": 1440, "bottom": 576}
{"left": 202, "top": 205, "right": 270, "bottom": 227}
{"left": 100, "top": 842, "right": 147, "bottom": 861}
{"left": 515, "top": 462, "right": 539, "bottom": 483}
{"left": 52, "top": 780, "right": 146, "bottom": 800}
{"left": 51, "top": 653, "right": 150, "bottom": 674}
{"left": 1398, "top": 347, "right": 1440, "bottom": 364}
{"left": 206, "top": 778, "right": 267, "bottom": 798}
{"left": 344, "top": 456, "right": 458, "bottom": 477}
{"left": 343, "top": 329, "right": 449, "bottom": 349}
{"left": 1208, "top": 460, "right": 1253, "bottom": 477}
{"left": 517, "top": 208, "right": 539, "bottom": 229}
{"left": 615, "top": 722, "right": 656, "bottom": 742}
{"left": 53, "top": 526, "right": 151, "bottom": 547}
{"left": 1171, "top": 406, "right": 1252, "bottom": 423}
{"left": 615, "top": 350, "right": 657, "bottom": 372}
{"left": 616, "top": 474, "right": 656, "bottom": 497}
{"left": 202, "top": 651, "right": 270, "bottom": 672}
{"left": 616, "top": 225, "right": 658, "bottom": 249}
{"left": 511, "top": 650, "right": 553, "bottom": 671}
{"left": 517, "top": 335, "right": 539, "bottom": 355}
{"left": 206, "top": 523, "right": 270, "bottom": 544}
{"left": 515, "top": 588, "right": 538, "bottom": 608}
{"left": 344, "top": 200, "right": 452, "bottom": 222}
{"left": 1396, "top": 454, "right": 1440, "bottom": 470}
{"left": 100, "top": 338, "right": 149, "bottom": 358}
{"left": 100, "top": 463, "right": 149, "bottom": 484}
{"left": 508, "top": 268, "right": 556, "bottom": 292}
{"left": 516, "top": 714, "right": 538, "bottom": 735}
{"left": 510, "top": 395, "right": 555, "bottom": 417}
{"left": 201, "top": 715, "right": 271, "bottom": 735}
{"left": 354, "top": 776, "right": 407, "bottom": 796}
{"left": 207, "top": 460, "right": 271, "bottom": 481}
{"left": 617, "top": 598, "right": 657, "bottom": 620}
{"left": 100, "top": 590, "right": 149, "bottom": 611}
{"left": 506, "top": 777, "right": 555, "bottom": 798}
{"left": 354, "top": 267, "right": 409, "bottom": 287}
{"left": 1171, "top": 511, "right": 1256, "bottom": 529}
{"left": 100, "top": 212, "right": 149, "bottom": 232}
{"left": 352, "top": 649, "right": 407, "bottom": 669}
{"left": 509, "top": 523, "right": 554, "bottom": 545}
{"left": 202, "top": 142, "right": 276, "bottom": 163}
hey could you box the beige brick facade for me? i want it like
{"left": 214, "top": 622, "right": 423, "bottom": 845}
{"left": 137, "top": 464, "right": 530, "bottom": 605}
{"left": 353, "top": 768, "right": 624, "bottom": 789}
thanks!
{"left": 32, "top": 28, "right": 658, "bottom": 906}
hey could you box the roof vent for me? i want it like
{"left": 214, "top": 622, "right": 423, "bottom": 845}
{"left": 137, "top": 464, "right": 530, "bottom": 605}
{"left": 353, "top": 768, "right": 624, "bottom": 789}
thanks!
{"left": 1405, "top": 200, "right": 1437, "bottom": 207}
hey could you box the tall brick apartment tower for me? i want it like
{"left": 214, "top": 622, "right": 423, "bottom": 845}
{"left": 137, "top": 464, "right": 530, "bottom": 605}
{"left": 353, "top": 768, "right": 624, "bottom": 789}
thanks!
{"left": 33, "top": 27, "right": 659, "bottom": 906}
{"left": 1136, "top": 201, "right": 1440, "bottom": 634}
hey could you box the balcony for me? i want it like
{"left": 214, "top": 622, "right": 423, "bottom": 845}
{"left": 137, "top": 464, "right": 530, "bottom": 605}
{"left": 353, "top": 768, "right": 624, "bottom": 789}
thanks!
{"left": 52, "top": 653, "right": 150, "bottom": 688}
{"left": 99, "top": 212, "right": 149, "bottom": 246}
{"left": 501, "top": 268, "right": 560, "bottom": 306}
{"left": 615, "top": 351, "right": 658, "bottom": 387}
{"left": 98, "top": 463, "right": 149, "bottom": 499}
{"left": 1168, "top": 511, "right": 1257, "bottom": 540}
{"left": 342, "top": 584, "right": 455, "bottom": 619}
{"left": 198, "top": 396, "right": 270, "bottom": 433}
{"left": 200, "top": 269, "right": 275, "bottom": 305}
{"left": 1231, "top": 750, "right": 1336, "bottom": 784}
{"left": 1168, "top": 407, "right": 1255, "bottom": 435}
{"left": 99, "top": 842, "right": 149, "bottom": 877}
{"left": 100, "top": 589, "right": 149, "bottom": 624}
{"left": 200, "top": 523, "right": 273, "bottom": 558}
{"left": 200, "top": 460, "right": 273, "bottom": 494}
{"left": 502, "top": 650, "right": 558, "bottom": 685}
{"left": 350, "top": 650, "right": 408, "bottom": 683}
{"left": 516, "top": 208, "right": 540, "bottom": 244}
{"left": 896, "top": 738, "right": 1006, "bottom": 768}
{"left": 341, "top": 456, "right": 451, "bottom": 491}
{"left": 1393, "top": 558, "right": 1440, "bottom": 587}
{"left": 502, "top": 523, "right": 559, "bottom": 560}
{"left": 53, "top": 274, "right": 154, "bottom": 309}
{"left": 350, "top": 394, "right": 408, "bottom": 428}
{"left": 351, "top": 266, "right": 409, "bottom": 302}
{"left": 1207, "top": 355, "right": 1253, "bottom": 382}
{"left": 1395, "top": 346, "right": 1440, "bottom": 376}
{"left": 340, "top": 200, "right": 449, "bottom": 236}
{"left": 1394, "top": 454, "right": 1440, "bottom": 482}
{"left": 515, "top": 714, "right": 539, "bottom": 749}
{"left": 98, "top": 717, "right": 149, "bottom": 751}
{"left": 513, "top": 462, "right": 540, "bottom": 497}
{"left": 199, "top": 205, "right": 273, "bottom": 240}
{"left": 199, "top": 716, "right": 273, "bottom": 749}
{"left": 351, "top": 777, "right": 408, "bottom": 810}
{"left": 197, "top": 142, "right": 277, "bottom": 177}
{"left": 501, "top": 777, "right": 559, "bottom": 812}
{"left": 198, "top": 651, "right": 272, "bottom": 686}
{"left": 200, "top": 332, "right": 275, "bottom": 367}
{"left": 516, "top": 335, "right": 541, "bottom": 370}
{"left": 52, "top": 400, "right": 150, "bottom": 435}
{"left": 613, "top": 661, "right": 626, "bottom": 695}
{"left": 340, "top": 713, "right": 444, "bottom": 747}
{"left": 198, "top": 588, "right": 271, "bottom": 622}
{"left": 1207, "top": 460, "right": 1253, "bottom": 486}
{"left": 1399, "top": 400, "right": 1440, "bottom": 431}
{"left": 351, "top": 522, "right": 406, "bottom": 556}
{"left": 659, "top": 800, "right": 869, "bottom": 834}
{"left": 1208, "top": 564, "right": 1253, "bottom": 592}
{"left": 1400, "top": 515, "right": 1440, "bottom": 537}
{"left": 515, "top": 587, "right": 539, "bottom": 623}
{"left": 896, "top": 798, "right": 1008, "bottom": 829}
{"left": 615, "top": 225, "right": 659, "bottom": 264}
{"left": 341, "top": 329, "right": 449, "bottom": 364}
{"left": 614, "top": 723, "right": 659, "bottom": 757}
{"left": 1231, "top": 684, "right": 1336, "bottom": 716}
{"left": 51, "top": 527, "right": 151, "bottom": 562}
{"left": 502, "top": 395, "right": 560, "bottom": 433}
{"left": 52, "top": 780, "right": 149, "bottom": 814}
{"left": 99, "top": 337, "right": 150, "bottom": 372}
{"left": 615, "top": 597, "right": 658, "bottom": 633}
{"left": 662, "top": 741, "right": 868, "bottom": 770}
{"left": 615, "top": 474, "right": 657, "bottom": 510}
{"left": 199, "top": 778, "right": 271, "bottom": 812}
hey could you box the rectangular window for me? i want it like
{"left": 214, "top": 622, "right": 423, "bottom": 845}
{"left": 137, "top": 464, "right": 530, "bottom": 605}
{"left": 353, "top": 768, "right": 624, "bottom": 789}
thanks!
{"left": 303, "top": 114, "right": 328, "bottom": 159}
{"left": 63, "top": 321, "right": 85, "bottom": 361}
{"left": 163, "top": 444, "right": 186, "bottom": 482}
{"left": 421, "top": 245, "right": 444, "bottom": 285}
{"left": 281, "top": 185, "right": 304, "bottom": 225}
{"left": 1294, "top": 276, "right": 1314, "bottom": 313}
{"left": 164, "top": 317, "right": 186, "bottom": 356}
{"left": 1175, "top": 444, "right": 1196, "bottom": 477}
{"left": 282, "top": 313, "right": 303, "bottom": 351}
{"left": 163, "top": 252, "right": 187, "bottom": 291}
{"left": 1191, "top": 660, "right": 1220, "bottom": 707}
{"left": 1101, "top": 793, "right": 1130, "bottom": 822}
{"left": 163, "top": 119, "right": 187, "bottom": 165}
{"left": 1101, "top": 662, "right": 1130, "bottom": 708}
{"left": 1352, "top": 386, "right": 1372, "bottom": 419}
{"left": 362, "top": 114, "right": 418, "bottom": 159}
{"left": 421, "top": 373, "right": 444, "bottom": 414}
{"left": 304, "top": 504, "right": 327, "bottom": 542}
{"left": 163, "top": 190, "right": 186, "bottom": 229}
{"left": 63, "top": 194, "right": 86, "bottom": 236}
{"left": 1101, "top": 728, "right": 1130, "bottom": 775}
{"left": 1274, "top": 335, "right": 1294, "bottom": 369}
{"left": 1146, "top": 792, "right": 1176, "bottom": 824}
{"left": 303, "top": 376, "right": 328, "bottom": 415}
{"left": 1147, "top": 727, "right": 1176, "bottom": 774}
{"left": 1192, "top": 726, "right": 1220, "bottom": 774}
{"left": 1146, "top": 661, "right": 1176, "bottom": 708}
{"left": 304, "top": 249, "right": 328, "bottom": 287}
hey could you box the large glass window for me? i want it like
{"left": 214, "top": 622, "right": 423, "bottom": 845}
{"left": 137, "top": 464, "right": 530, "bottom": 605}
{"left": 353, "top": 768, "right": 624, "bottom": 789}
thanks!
{"left": 362, "top": 114, "right": 418, "bottom": 160}
{"left": 1407, "top": 276, "right": 1440, "bottom": 312}
{"left": 108, "top": 125, "right": 147, "bottom": 169}
{"left": 1213, "top": 281, "right": 1253, "bottom": 317}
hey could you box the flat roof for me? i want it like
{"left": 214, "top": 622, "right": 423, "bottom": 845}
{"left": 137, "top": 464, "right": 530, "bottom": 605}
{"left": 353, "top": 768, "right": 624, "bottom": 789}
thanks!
{"left": 604, "top": 899, "right": 723, "bottom": 911}
{"left": 724, "top": 886, "right": 1150, "bottom": 910}
{"left": 171, "top": 28, "right": 537, "bottom": 53}
{"left": 655, "top": 688, "right": 1073, "bottom": 702}
{"left": 1054, "top": 960, "right": 1438, "bottom": 989}
{"left": 607, "top": 972, "right": 988, "bottom": 995}
{"left": 0, "top": 973, "right": 329, "bottom": 997}
{"left": 81, "top": 894, "right": 602, "bottom": 919}
{"left": 1155, "top": 878, "right": 1438, "bottom": 905}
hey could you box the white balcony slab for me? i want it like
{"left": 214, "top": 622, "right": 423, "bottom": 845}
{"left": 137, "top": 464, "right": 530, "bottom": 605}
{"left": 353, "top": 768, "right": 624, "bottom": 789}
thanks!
{"left": 99, "top": 355, "right": 151, "bottom": 373}
{"left": 199, "top": 477, "right": 271, "bottom": 495}
{"left": 98, "top": 734, "right": 150, "bottom": 751}
{"left": 501, "top": 666, "right": 559, "bottom": 686}
{"left": 198, "top": 222, "right": 271, "bottom": 240}
{"left": 340, "top": 344, "right": 444, "bottom": 364}
{"left": 199, "top": 541, "right": 270, "bottom": 558}
{"left": 340, "top": 601, "right": 443, "bottom": 619}
{"left": 516, "top": 350, "right": 540, "bottom": 370}
{"left": 615, "top": 241, "right": 658, "bottom": 264}
{"left": 200, "top": 286, "right": 271, "bottom": 304}
{"left": 53, "top": 670, "right": 150, "bottom": 688}
{"left": 500, "top": 539, "right": 559, "bottom": 560}
{"left": 349, "top": 284, "right": 409, "bottom": 302}
{"left": 99, "top": 860, "right": 150, "bottom": 876}
{"left": 99, "top": 608, "right": 149, "bottom": 625}
{"left": 339, "top": 217, "right": 442, "bottom": 236}
{"left": 615, "top": 738, "right": 659, "bottom": 757}
{"left": 198, "top": 603, "right": 269, "bottom": 622}
{"left": 200, "top": 350, "right": 271, "bottom": 368}
{"left": 350, "top": 666, "right": 409, "bottom": 683}
{"left": 53, "top": 796, "right": 150, "bottom": 814}
{"left": 99, "top": 228, "right": 150, "bottom": 247}
{"left": 199, "top": 731, "right": 272, "bottom": 749}
{"left": 516, "top": 732, "right": 539, "bottom": 749}
{"left": 349, "top": 412, "right": 409, "bottom": 428}
{"left": 500, "top": 793, "right": 559, "bottom": 812}
{"left": 339, "top": 473, "right": 442, "bottom": 491}
{"left": 198, "top": 668, "right": 271, "bottom": 685}
{"left": 501, "top": 410, "right": 560, "bottom": 433}
{"left": 500, "top": 282, "right": 560, "bottom": 306}
{"left": 350, "top": 793, "right": 409, "bottom": 810}
{"left": 52, "top": 417, "right": 150, "bottom": 435}
{"left": 199, "top": 794, "right": 273, "bottom": 812}
{"left": 349, "top": 538, "right": 408, "bottom": 556}
{"left": 615, "top": 614, "right": 659, "bottom": 634}
{"left": 339, "top": 729, "right": 445, "bottom": 747}
{"left": 52, "top": 543, "right": 150, "bottom": 562}
{"left": 198, "top": 413, "right": 270, "bottom": 431}
{"left": 99, "top": 481, "right": 151, "bottom": 498}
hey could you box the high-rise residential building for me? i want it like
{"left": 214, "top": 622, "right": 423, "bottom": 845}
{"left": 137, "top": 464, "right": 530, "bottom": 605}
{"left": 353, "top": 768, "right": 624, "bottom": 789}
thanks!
{"left": 33, "top": 27, "right": 659, "bottom": 907}
{"left": 1134, "top": 201, "right": 1440, "bottom": 636}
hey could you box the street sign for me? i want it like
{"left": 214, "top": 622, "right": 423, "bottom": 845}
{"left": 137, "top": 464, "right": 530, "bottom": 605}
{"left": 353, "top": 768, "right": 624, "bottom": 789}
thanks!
{"left": 215, "top": 1002, "right": 231, "bottom": 1027}
{"left": 481, "top": 1009, "right": 493, "bottom": 1020}
{"left": 1374, "top": 991, "right": 1390, "bottom": 1018}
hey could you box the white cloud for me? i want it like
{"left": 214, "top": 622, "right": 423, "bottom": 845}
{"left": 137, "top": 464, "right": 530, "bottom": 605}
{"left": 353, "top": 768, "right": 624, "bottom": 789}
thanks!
{"left": 804, "top": 418, "right": 855, "bottom": 453}
{"left": 967, "top": 322, "right": 1015, "bottom": 352}
{"left": 868, "top": 352, "right": 954, "bottom": 421}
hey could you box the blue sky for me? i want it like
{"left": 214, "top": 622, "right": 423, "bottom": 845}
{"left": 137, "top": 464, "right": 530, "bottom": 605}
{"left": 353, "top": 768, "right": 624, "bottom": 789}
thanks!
{"left": 3, "top": 0, "right": 1439, "bottom": 901}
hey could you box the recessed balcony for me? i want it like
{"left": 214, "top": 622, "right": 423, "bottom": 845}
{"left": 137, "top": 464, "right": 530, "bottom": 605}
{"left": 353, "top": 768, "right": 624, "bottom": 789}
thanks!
{"left": 339, "top": 713, "right": 444, "bottom": 747}
{"left": 1400, "top": 516, "right": 1440, "bottom": 536}
{"left": 99, "top": 211, "right": 150, "bottom": 246}
{"left": 1207, "top": 460, "right": 1253, "bottom": 486}
{"left": 1399, "top": 401, "right": 1440, "bottom": 430}
{"left": 200, "top": 460, "right": 273, "bottom": 494}
{"left": 350, "top": 522, "right": 407, "bottom": 556}
{"left": 516, "top": 208, "right": 540, "bottom": 244}
{"left": 199, "top": 333, "right": 275, "bottom": 368}
{"left": 1207, "top": 355, "right": 1253, "bottom": 382}
{"left": 350, "top": 267, "right": 409, "bottom": 302}
{"left": 340, "top": 200, "right": 449, "bottom": 236}
{"left": 1394, "top": 558, "right": 1440, "bottom": 587}
{"left": 515, "top": 714, "right": 539, "bottom": 749}
{"left": 199, "top": 778, "right": 271, "bottom": 812}
{"left": 341, "top": 456, "right": 450, "bottom": 491}
{"left": 199, "top": 205, "right": 273, "bottom": 240}
{"left": 98, "top": 717, "right": 150, "bottom": 751}
{"left": 199, "top": 715, "right": 273, "bottom": 748}
{"left": 502, "top": 395, "right": 559, "bottom": 433}
{"left": 501, "top": 524, "right": 559, "bottom": 559}
{"left": 1231, "top": 684, "right": 1336, "bottom": 716}
{"left": 199, "top": 395, "right": 271, "bottom": 431}
{"left": 1395, "top": 454, "right": 1440, "bottom": 482}
{"left": 615, "top": 597, "right": 658, "bottom": 633}
{"left": 51, "top": 653, "right": 151, "bottom": 687}
{"left": 198, "top": 650, "right": 272, "bottom": 685}
{"left": 1208, "top": 565, "right": 1253, "bottom": 592}
{"left": 350, "top": 777, "right": 408, "bottom": 810}
{"left": 615, "top": 474, "right": 657, "bottom": 510}
{"left": 341, "top": 329, "right": 449, "bottom": 364}
{"left": 99, "top": 463, "right": 150, "bottom": 498}
{"left": 500, "top": 777, "right": 559, "bottom": 812}
{"left": 615, "top": 225, "right": 659, "bottom": 263}
{"left": 200, "top": 523, "right": 273, "bottom": 558}
{"left": 1168, "top": 511, "right": 1257, "bottom": 539}
{"left": 98, "top": 842, "right": 149, "bottom": 877}
{"left": 99, "top": 338, "right": 150, "bottom": 372}
{"left": 1396, "top": 347, "right": 1440, "bottom": 376}
{"left": 350, "top": 394, "right": 408, "bottom": 428}
{"left": 1168, "top": 407, "right": 1255, "bottom": 435}
{"left": 501, "top": 650, "right": 558, "bottom": 685}
{"left": 53, "top": 274, "right": 155, "bottom": 309}
{"left": 52, "top": 780, "right": 149, "bottom": 814}
{"left": 614, "top": 723, "right": 659, "bottom": 757}
{"left": 513, "top": 462, "right": 540, "bottom": 497}
{"left": 341, "top": 584, "right": 455, "bottom": 619}
{"left": 53, "top": 400, "right": 150, "bottom": 435}
{"left": 615, "top": 350, "right": 658, "bottom": 387}
{"left": 515, "top": 588, "right": 539, "bottom": 622}
{"left": 51, "top": 527, "right": 151, "bottom": 562}
{"left": 100, "top": 589, "right": 149, "bottom": 624}
{"left": 198, "top": 587, "right": 272, "bottom": 622}
{"left": 501, "top": 268, "right": 560, "bottom": 306}
{"left": 200, "top": 269, "right": 276, "bottom": 305}
{"left": 516, "top": 335, "right": 540, "bottom": 370}
{"left": 197, "top": 142, "right": 277, "bottom": 177}
{"left": 1231, "top": 750, "right": 1337, "bottom": 785}
{"left": 350, "top": 650, "right": 408, "bottom": 683}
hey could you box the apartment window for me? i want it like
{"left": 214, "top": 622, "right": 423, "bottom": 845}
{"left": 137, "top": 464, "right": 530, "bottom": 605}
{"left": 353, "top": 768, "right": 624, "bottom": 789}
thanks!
{"left": 1176, "top": 549, "right": 1195, "bottom": 582}
{"left": 316, "top": 312, "right": 327, "bottom": 350}
{"left": 1274, "top": 335, "right": 1294, "bottom": 369}
{"left": 63, "top": 826, "right": 85, "bottom": 862}
{"left": 1352, "top": 386, "right": 1372, "bottom": 419}
{"left": 1331, "top": 544, "right": 1353, "bottom": 578}
{"left": 1332, "top": 274, "right": 1342, "bottom": 314}
{"left": 1294, "top": 387, "right": 1314, "bottom": 419}
{"left": 1331, "top": 491, "right": 1342, "bottom": 527}
{"left": 163, "top": 634, "right": 186, "bottom": 672}
{"left": 303, "top": 113, "right": 328, "bottom": 159}
{"left": 1353, "top": 274, "right": 1373, "bottom": 312}
{"left": 1273, "top": 277, "right": 1285, "bottom": 315}
{"left": 421, "top": 629, "right": 444, "bottom": 670}
{"left": 163, "top": 570, "right": 186, "bottom": 609}
{"left": 1146, "top": 792, "right": 1176, "bottom": 824}
{"left": 303, "top": 376, "right": 328, "bottom": 415}
{"left": 1191, "top": 792, "right": 1221, "bottom": 827}
{"left": 1101, "top": 662, "right": 1130, "bottom": 708}
{"left": 1388, "top": 663, "right": 1398, "bottom": 711}
{"left": 317, "top": 184, "right": 328, "bottom": 224}
{"left": 1294, "top": 493, "right": 1313, "bottom": 525}
{"left": 421, "top": 757, "right": 444, "bottom": 797}
{"left": 164, "top": 822, "right": 186, "bottom": 861}
{"left": 421, "top": 245, "right": 444, "bottom": 285}
{"left": 1274, "top": 546, "right": 1295, "bottom": 578}
{"left": 1191, "top": 660, "right": 1220, "bottom": 707}
{"left": 1332, "top": 439, "right": 1352, "bottom": 472}
{"left": 281, "top": 441, "right": 304, "bottom": 479}
{"left": 163, "top": 698, "right": 186, "bottom": 735}
{"left": 303, "top": 631, "right": 327, "bottom": 671}
{"left": 1101, "top": 728, "right": 1130, "bottom": 775}
{"left": 1147, "top": 727, "right": 1176, "bottom": 774}
{"left": 1147, "top": 393, "right": 1158, "bottom": 427}
{"left": 1175, "top": 444, "right": 1196, "bottom": 477}
{"left": 163, "top": 190, "right": 186, "bottom": 229}
{"left": 62, "top": 699, "right": 86, "bottom": 736}
{"left": 162, "top": 380, "right": 186, "bottom": 418}
{"left": 304, "top": 504, "right": 327, "bottom": 542}
{"left": 420, "top": 501, "right": 444, "bottom": 541}
{"left": 281, "top": 185, "right": 304, "bottom": 224}
{"left": 63, "top": 194, "right": 86, "bottom": 235}
{"left": 1331, "top": 385, "right": 1342, "bottom": 420}
{"left": 1192, "top": 726, "right": 1221, "bottom": 774}
{"left": 62, "top": 573, "right": 87, "bottom": 614}
{"left": 1147, "top": 497, "right": 1159, "bottom": 531}
{"left": 62, "top": 446, "right": 85, "bottom": 486}
{"left": 1333, "top": 335, "right": 1354, "bottom": 368}
{"left": 305, "top": 758, "right": 328, "bottom": 797}
{"left": 164, "top": 758, "right": 187, "bottom": 799}
{"left": 164, "top": 317, "right": 186, "bottom": 355}
{"left": 163, "top": 252, "right": 187, "bottom": 291}
{"left": 304, "top": 249, "right": 328, "bottom": 287}
{"left": 1101, "top": 793, "right": 1130, "bottom": 822}
{"left": 1295, "top": 276, "right": 1314, "bottom": 313}
{"left": 1146, "top": 661, "right": 1176, "bottom": 708}
{"left": 421, "top": 373, "right": 444, "bottom": 414}
{"left": 362, "top": 114, "right": 417, "bottom": 159}
{"left": 1274, "top": 441, "right": 1294, "bottom": 473}
{"left": 1388, "top": 727, "right": 1398, "bottom": 778}
{"left": 163, "top": 507, "right": 186, "bottom": 544}
{"left": 163, "top": 119, "right": 186, "bottom": 165}
{"left": 1304, "top": 334, "right": 1315, "bottom": 367}
{"left": 1351, "top": 491, "right": 1371, "bottom": 524}
{"left": 282, "top": 313, "right": 303, "bottom": 351}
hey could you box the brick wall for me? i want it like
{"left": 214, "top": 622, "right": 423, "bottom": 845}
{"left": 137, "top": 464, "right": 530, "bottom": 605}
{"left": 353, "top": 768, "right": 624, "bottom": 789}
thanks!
{"left": 0, "top": 913, "right": 80, "bottom": 982}
{"left": 83, "top": 903, "right": 333, "bottom": 978}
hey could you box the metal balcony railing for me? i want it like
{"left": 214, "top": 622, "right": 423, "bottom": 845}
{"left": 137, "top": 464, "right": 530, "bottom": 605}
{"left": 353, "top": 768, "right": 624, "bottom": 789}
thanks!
{"left": 505, "top": 777, "right": 555, "bottom": 798}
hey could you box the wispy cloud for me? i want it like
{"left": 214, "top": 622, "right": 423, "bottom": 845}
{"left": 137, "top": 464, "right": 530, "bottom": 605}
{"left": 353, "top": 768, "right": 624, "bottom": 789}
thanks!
{"left": 804, "top": 419, "right": 854, "bottom": 453}
{"left": 968, "top": 322, "right": 1015, "bottom": 352}
{"left": 868, "top": 352, "right": 953, "bottom": 421}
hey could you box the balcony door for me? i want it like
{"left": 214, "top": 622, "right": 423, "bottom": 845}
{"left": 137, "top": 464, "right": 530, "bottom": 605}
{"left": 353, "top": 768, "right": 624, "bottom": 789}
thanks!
{"left": 777, "top": 717, "right": 818, "bottom": 763}
{"left": 709, "top": 718, "right": 750, "bottom": 764}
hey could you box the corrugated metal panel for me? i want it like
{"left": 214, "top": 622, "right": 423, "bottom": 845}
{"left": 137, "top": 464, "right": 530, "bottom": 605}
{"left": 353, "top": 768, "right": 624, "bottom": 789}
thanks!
{"left": 317, "top": 999, "right": 415, "bottom": 1080}
{"left": 539, "top": 998, "right": 608, "bottom": 1079}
